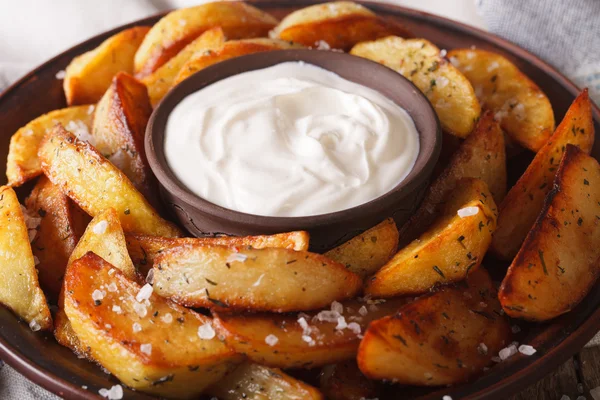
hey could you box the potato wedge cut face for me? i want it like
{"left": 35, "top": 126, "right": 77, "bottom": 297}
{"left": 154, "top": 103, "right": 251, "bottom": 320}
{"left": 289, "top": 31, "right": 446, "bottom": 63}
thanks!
{"left": 491, "top": 90, "right": 595, "bottom": 260}
{"left": 320, "top": 361, "right": 380, "bottom": 400}
{"left": 351, "top": 37, "right": 480, "bottom": 138}
{"left": 213, "top": 298, "right": 408, "bottom": 368}
{"left": 64, "top": 252, "right": 240, "bottom": 398}
{"left": 64, "top": 26, "right": 149, "bottom": 105}
{"left": 134, "top": 2, "right": 278, "bottom": 77}
{"left": 38, "top": 125, "right": 182, "bottom": 238}
{"left": 153, "top": 245, "right": 361, "bottom": 312}
{"left": 324, "top": 218, "right": 398, "bottom": 279}
{"left": 358, "top": 268, "right": 511, "bottom": 385}
{"left": 6, "top": 105, "right": 94, "bottom": 186}
{"left": 500, "top": 145, "right": 600, "bottom": 321}
{"left": 365, "top": 178, "right": 497, "bottom": 297}
{"left": 448, "top": 49, "right": 555, "bottom": 151}
{"left": 0, "top": 186, "right": 52, "bottom": 330}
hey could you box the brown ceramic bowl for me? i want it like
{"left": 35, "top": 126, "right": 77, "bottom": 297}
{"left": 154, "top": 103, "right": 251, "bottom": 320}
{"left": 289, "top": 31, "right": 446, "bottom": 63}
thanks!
{"left": 146, "top": 49, "right": 442, "bottom": 251}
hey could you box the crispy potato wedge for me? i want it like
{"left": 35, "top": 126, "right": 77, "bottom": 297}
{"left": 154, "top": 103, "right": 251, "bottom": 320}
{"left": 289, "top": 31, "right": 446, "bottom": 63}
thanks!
{"left": 320, "top": 361, "right": 379, "bottom": 400}
{"left": 499, "top": 145, "right": 600, "bottom": 321}
{"left": 324, "top": 218, "right": 398, "bottom": 279}
{"left": 358, "top": 267, "right": 511, "bottom": 385}
{"left": 491, "top": 90, "right": 595, "bottom": 260}
{"left": 38, "top": 125, "right": 182, "bottom": 237}
{"left": 154, "top": 245, "right": 361, "bottom": 312}
{"left": 271, "top": 1, "right": 410, "bottom": 51}
{"left": 448, "top": 48, "right": 555, "bottom": 151}
{"left": 92, "top": 72, "right": 157, "bottom": 205}
{"left": 0, "top": 186, "right": 52, "bottom": 330}
{"left": 64, "top": 252, "right": 241, "bottom": 398}
{"left": 126, "top": 231, "right": 310, "bottom": 275}
{"left": 64, "top": 26, "right": 149, "bottom": 105}
{"left": 208, "top": 362, "right": 324, "bottom": 400}
{"left": 134, "top": 2, "right": 278, "bottom": 77}
{"left": 351, "top": 37, "right": 480, "bottom": 138}
{"left": 174, "top": 38, "right": 304, "bottom": 84}
{"left": 6, "top": 105, "right": 94, "bottom": 186}
{"left": 213, "top": 298, "right": 408, "bottom": 368}
{"left": 365, "top": 178, "right": 497, "bottom": 297}
{"left": 142, "top": 27, "right": 226, "bottom": 107}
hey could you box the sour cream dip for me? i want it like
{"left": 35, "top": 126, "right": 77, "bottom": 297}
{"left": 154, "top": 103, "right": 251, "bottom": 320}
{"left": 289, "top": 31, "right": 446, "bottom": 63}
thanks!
{"left": 164, "top": 61, "right": 419, "bottom": 217}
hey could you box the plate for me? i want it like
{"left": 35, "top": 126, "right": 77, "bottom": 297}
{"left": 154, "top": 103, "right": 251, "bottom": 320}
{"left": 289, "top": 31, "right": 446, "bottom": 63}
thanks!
{"left": 0, "top": 1, "right": 599, "bottom": 399}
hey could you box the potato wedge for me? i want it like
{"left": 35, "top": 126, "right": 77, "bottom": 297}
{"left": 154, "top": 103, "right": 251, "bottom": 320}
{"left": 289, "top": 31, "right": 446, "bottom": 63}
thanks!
{"left": 142, "top": 27, "right": 226, "bottom": 107}
{"left": 6, "top": 105, "right": 94, "bottom": 186}
{"left": 320, "top": 361, "right": 379, "bottom": 400}
{"left": 358, "top": 267, "right": 511, "bottom": 385}
{"left": 38, "top": 124, "right": 182, "bottom": 237}
{"left": 271, "top": 1, "right": 410, "bottom": 51}
{"left": 64, "top": 26, "right": 149, "bottom": 105}
{"left": 0, "top": 186, "right": 52, "bottom": 330}
{"left": 174, "top": 38, "right": 304, "bottom": 84}
{"left": 64, "top": 252, "right": 241, "bottom": 398}
{"left": 448, "top": 48, "right": 555, "bottom": 151}
{"left": 351, "top": 37, "right": 480, "bottom": 138}
{"left": 499, "top": 145, "right": 600, "bottom": 321}
{"left": 324, "top": 218, "right": 398, "bottom": 279}
{"left": 125, "top": 231, "right": 310, "bottom": 275}
{"left": 213, "top": 298, "right": 408, "bottom": 368}
{"left": 208, "top": 362, "right": 324, "bottom": 400}
{"left": 154, "top": 245, "right": 361, "bottom": 312}
{"left": 365, "top": 178, "right": 497, "bottom": 297}
{"left": 134, "top": 2, "right": 278, "bottom": 77}
{"left": 491, "top": 90, "right": 594, "bottom": 260}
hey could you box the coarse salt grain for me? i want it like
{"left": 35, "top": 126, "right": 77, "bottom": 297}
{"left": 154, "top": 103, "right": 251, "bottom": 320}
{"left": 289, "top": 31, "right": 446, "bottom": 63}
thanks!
{"left": 107, "top": 282, "right": 118, "bottom": 292}
{"left": 198, "top": 322, "right": 216, "bottom": 339}
{"left": 518, "top": 344, "right": 537, "bottom": 356}
{"left": 439, "top": 49, "right": 447, "bottom": 58}
{"left": 335, "top": 316, "right": 347, "bottom": 330}
{"left": 252, "top": 274, "right": 265, "bottom": 287}
{"left": 358, "top": 306, "right": 368, "bottom": 316}
{"left": 486, "top": 61, "right": 500, "bottom": 72}
{"left": 112, "top": 305, "right": 122, "bottom": 314}
{"left": 146, "top": 269, "right": 154, "bottom": 284}
{"left": 477, "top": 343, "right": 488, "bottom": 355}
{"left": 302, "top": 335, "right": 314, "bottom": 344}
{"left": 457, "top": 207, "right": 479, "bottom": 218}
{"left": 499, "top": 344, "right": 518, "bottom": 360}
{"left": 92, "top": 289, "right": 104, "bottom": 302}
{"left": 55, "top": 70, "right": 66, "bottom": 79}
{"left": 105, "top": 324, "right": 112, "bottom": 330}
{"left": 133, "top": 302, "right": 147, "bottom": 317}
{"left": 28, "top": 229, "right": 37, "bottom": 242}
{"left": 29, "top": 320, "right": 41, "bottom": 332}
{"left": 93, "top": 220, "right": 108, "bottom": 234}
{"left": 133, "top": 322, "right": 142, "bottom": 333}
{"left": 108, "top": 268, "right": 116, "bottom": 275}
{"left": 436, "top": 76, "right": 449, "bottom": 89}
{"left": 265, "top": 334, "right": 279, "bottom": 346}
{"left": 140, "top": 343, "right": 152, "bottom": 355}
{"left": 226, "top": 252, "right": 248, "bottom": 263}
{"left": 161, "top": 313, "right": 173, "bottom": 323}
{"left": 347, "top": 322, "right": 361, "bottom": 335}
{"left": 99, "top": 385, "right": 123, "bottom": 400}
{"left": 33, "top": 256, "right": 40, "bottom": 266}
{"left": 87, "top": 105, "right": 95, "bottom": 114}
{"left": 316, "top": 40, "right": 331, "bottom": 50}
{"left": 449, "top": 56, "right": 460, "bottom": 67}
{"left": 331, "top": 301, "right": 344, "bottom": 314}
{"left": 443, "top": 396, "right": 453, "bottom": 400}
{"left": 136, "top": 283, "right": 153, "bottom": 302}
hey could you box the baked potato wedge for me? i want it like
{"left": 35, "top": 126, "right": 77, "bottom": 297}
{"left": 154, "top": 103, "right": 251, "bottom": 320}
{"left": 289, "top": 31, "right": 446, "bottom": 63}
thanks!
{"left": 208, "top": 362, "right": 323, "bottom": 400}
{"left": 125, "top": 231, "right": 310, "bottom": 275}
{"left": 38, "top": 124, "right": 182, "bottom": 237}
{"left": 448, "top": 48, "right": 555, "bottom": 151}
{"left": 0, "top": 186, "right": 52, "bottom": 330}
{"left": 270, "top": 1, "right": 410, "bottom": 51}
{"left": 153, "top": 245, "right": 361, "bottom": 312}
{"left": 499, "top": 145, "right": 600, "bottom": 321}
{"left": 351, "top": 37, "right": 480, "bottom": 138}
{"left": 324, "top": 218, "right": 399, "bottom": 279}
{"left": 64, "top": 252, "right": 241, "bottom": 398}
{"left": 134, "top": 2, "right": 278, "bottom": 77}
{"left": 64, "top": 26, "right": 149, "bottom": 105}
{"left": 491, "top": 90, "right": 595, "bottom": 260}
{"left": 358, "top": 267, "right": 511, "bottom": 385}
{"left": 213, "top": 298, "right": 408, "bottom": 368}
{"left": 6, "top": 105, "right": 94, "bottom": 186}
{"left": 365, "top": 178, "right": 497, "bottom": 297}
{"left": 320, "top": 361, "right": 380, "bottom": 400}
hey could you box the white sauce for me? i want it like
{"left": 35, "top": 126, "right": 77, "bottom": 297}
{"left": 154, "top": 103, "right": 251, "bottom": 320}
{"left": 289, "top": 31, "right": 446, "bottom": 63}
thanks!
{"left": 164, "top": 62, "right": 419, "bottom": 217}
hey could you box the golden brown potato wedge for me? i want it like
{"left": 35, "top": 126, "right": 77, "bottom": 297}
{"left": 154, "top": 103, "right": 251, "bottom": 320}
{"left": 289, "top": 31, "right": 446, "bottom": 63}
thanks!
{"left": 6, "top": 105, "right": 94, "bottom": 186}
{"left": 320, "top": 361, "right": 380, "bottom": 400}
{"left": 125, "top": 231, "right": 310, "bottom": 275}
{"left": 499, "top": 145, "right": 600, "bottom": 321}
{"left": 38, "top": 125, "right": 182, "bottom": 237}
{"left": 271, "top": 1, "right": 410, "bottom": 51}
{"left": 365, "top": 178, "right": 497, "bottom": 297}
{"left": 64, "top": 252, "right": 241, "bottom": 398}
{"left": 358, "top": 267, "right": 511, "bottom": 385}
{"left": 64, "top": 26, "right": 149, "bottom": 105}
{"left": 0, "top": 186, "right": 52, "bottom": 330}
{"left": 351, "top": 37, "right": 480, "bottom": 138}
{"left": 448, "top": 48, "right": 555, "bottom": 151}
{"left": 142, "top": 27, "right": 226, "bottom": 107}
{"left": 213, "top": 298, "right": 408, "bottom": 368}
{"left": 134, "top": 2, "right": 278, "bottom": 77}
{"left": 324, "top": 218, "right": 398, "bottom": 279}
{"left": 174, "top": 38, "right": 304, "bottom": 84}
{"left": 208, "top": 362, "right": 324, "bottom": 400}
{"left": 154, "top": 245, "right": 361, "bottom": 312}
{"left": 491, "top": 90, "right": 595, "bottom": 260}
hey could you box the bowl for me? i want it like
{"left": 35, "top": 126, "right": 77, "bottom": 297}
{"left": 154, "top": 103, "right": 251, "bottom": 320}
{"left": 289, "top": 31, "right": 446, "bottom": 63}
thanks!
{"left": 146, "top": 49, "right": 442, "bottom": 250}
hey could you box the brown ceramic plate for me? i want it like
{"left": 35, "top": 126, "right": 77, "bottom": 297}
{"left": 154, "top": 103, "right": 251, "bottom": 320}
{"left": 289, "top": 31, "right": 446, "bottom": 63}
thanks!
{"left": 0, "top": 1, "right": 598, "bottom": 399}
